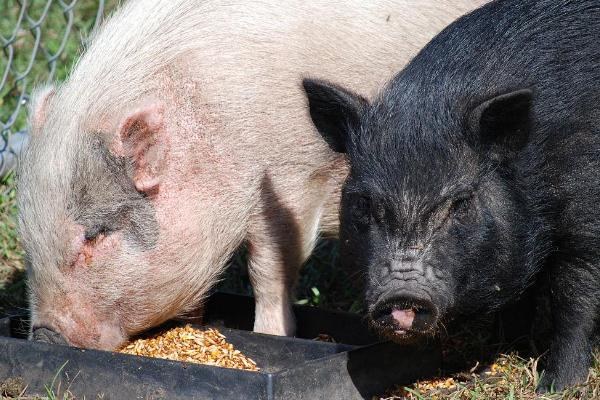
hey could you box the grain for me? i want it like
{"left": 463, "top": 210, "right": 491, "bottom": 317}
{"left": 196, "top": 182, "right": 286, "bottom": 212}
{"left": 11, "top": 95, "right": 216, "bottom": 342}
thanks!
{"left": 119, "top": 325, "right": 259, "bottom": 372}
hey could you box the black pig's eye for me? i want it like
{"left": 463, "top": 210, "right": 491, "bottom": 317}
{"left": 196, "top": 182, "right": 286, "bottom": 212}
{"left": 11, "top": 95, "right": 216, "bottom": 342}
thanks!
{"left": 373, "top": 202, "right": 386, "bottom": 224}
{"left": 350, "top": 195, "right": 371, "bottom": 226}
{"left": 449, "top": 195, "right": 472, "bottom": 219}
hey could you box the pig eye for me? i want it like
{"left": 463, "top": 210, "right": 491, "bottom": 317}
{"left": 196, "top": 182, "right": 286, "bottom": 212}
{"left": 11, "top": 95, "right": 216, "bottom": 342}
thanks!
{"left": 350, "top": 195, "right": 372, "bottom": 226}
{"left": 449, "top": 195, "right": 472, "bottom": 219}
{"left": 84, "top": 225, "right": 110, "bottom": 241}
{"left": 373, "top": 203, "right": 386, "bottom": 224}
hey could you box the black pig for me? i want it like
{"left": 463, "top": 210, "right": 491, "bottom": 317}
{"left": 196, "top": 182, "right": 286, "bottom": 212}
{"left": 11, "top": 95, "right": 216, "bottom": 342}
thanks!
{"left": 303, "top": 0, "right": 600, "bottom": 392}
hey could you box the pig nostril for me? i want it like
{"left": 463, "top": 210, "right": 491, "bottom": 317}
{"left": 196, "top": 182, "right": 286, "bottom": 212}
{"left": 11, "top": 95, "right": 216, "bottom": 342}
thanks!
{"left": 371, "top": 296, "right": 438, "bottom": 335}
{"left": 391, "top": 308, "right": 416, "bottom": 331}
{"left": 32, "top": 326, "right": 68, "bottom": 346}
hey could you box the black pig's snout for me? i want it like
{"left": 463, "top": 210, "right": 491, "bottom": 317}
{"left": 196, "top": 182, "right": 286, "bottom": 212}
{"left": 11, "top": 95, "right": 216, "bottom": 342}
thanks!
{"left": 31, "top": 326, "right": 68, "bottom": 345}
{"left": 370, "top": 296, "right": 439, "bottom": 339}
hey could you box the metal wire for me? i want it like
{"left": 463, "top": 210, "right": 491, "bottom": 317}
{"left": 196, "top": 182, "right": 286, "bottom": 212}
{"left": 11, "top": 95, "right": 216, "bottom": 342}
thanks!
{"left": 0, "top": 0, "right": 108, "bottom": 176}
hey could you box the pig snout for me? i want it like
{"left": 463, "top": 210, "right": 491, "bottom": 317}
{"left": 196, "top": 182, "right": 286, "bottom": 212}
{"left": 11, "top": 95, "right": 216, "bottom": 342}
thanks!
{"left": 31, "top": 307, "right": 127, "bottom": 350}
{"left": 370, "top": 296, "right": 439, "bottom": 339}
{"left": 31, "top": 326, "right": 68, "bottom": 346}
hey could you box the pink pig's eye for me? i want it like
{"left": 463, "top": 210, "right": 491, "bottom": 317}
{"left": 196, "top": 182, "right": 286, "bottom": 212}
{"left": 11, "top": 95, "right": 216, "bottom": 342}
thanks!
{"left": 84, "top": 225, "right": 110, "bottom": 242}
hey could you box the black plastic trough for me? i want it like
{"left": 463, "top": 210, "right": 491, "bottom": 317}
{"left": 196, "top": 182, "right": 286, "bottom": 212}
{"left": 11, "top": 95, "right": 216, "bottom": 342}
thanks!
{"left": 0, "top": 293, "right": 441, "bottom": 399}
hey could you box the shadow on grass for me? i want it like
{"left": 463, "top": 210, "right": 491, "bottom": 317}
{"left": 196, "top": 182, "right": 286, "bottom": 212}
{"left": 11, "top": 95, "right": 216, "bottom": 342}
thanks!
{"left": 438, "top": 287, "right": 552, "bottom": 377}
{"left": 219, "top": 238, "right": 365, "bottom": 314}
{"left": 0, "top": 267, "right": 27, "bottom": 319}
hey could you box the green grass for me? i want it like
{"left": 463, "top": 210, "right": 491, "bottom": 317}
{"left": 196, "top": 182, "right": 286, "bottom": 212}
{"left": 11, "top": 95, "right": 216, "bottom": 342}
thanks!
{"left": 0, "top": 362, "right": 79, "bottom": 399}
{"left": 0, "top": 172, "right": 26, "bottom": 316}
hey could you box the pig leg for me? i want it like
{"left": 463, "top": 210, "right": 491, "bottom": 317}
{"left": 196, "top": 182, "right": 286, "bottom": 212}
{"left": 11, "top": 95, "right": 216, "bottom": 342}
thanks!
{"left": 247, "top": 175, "right": 325, "bottom": 336}
{"left": 246, "top": 233, "right": 302, "bottom": 336}
{"left": 537, "top": 262, "right": 599, "bottom": 392}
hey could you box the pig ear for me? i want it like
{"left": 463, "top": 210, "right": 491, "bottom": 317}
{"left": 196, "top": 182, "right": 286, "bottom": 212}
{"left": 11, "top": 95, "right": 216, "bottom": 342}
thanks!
{"left": 28, "top": 84, "right": 55, "bottom": 134}
{"left": 303, "top": 78, "right": 368, "bottom": 153}
{"left": 469, "top": 89, "right": 533, "bottom": 156}
{"left": 115, "top": 103, "right": 167, "bottom": 195}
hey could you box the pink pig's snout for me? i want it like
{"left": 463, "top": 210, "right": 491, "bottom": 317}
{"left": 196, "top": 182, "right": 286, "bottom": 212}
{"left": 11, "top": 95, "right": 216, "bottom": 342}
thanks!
{"left": 32, "top": 298, "right": 128, "bottom": 351}
{"left": 31, "top": 316, "right": 127, "bottom": 350}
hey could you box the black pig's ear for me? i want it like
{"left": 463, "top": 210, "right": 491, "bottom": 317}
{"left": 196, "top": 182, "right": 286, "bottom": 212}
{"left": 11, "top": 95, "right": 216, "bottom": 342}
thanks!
{"left": 303, "top": 78, "right": 368, "bottom": 153}
{"left": 469, "top": 89, "right": 533, "bottom": 155}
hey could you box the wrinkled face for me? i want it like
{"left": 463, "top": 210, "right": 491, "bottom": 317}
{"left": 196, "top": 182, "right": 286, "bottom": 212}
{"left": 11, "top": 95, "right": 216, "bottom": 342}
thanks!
{"left": 18, "top": 90, "right": 217, "bottom": 350}
{"left": 304, "top": 78, "right": 534, "bottom": 342}
{"left": 339, "top": 145, "right": 511, "bottom": 341}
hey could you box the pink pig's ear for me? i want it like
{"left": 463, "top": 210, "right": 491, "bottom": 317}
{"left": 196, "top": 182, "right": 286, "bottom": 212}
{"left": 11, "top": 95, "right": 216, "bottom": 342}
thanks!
{"left": 28, "top": 84, "right": 55, "bottom": 134}
{"left": 114, "top": 103, "right": 168, "bottom": 195}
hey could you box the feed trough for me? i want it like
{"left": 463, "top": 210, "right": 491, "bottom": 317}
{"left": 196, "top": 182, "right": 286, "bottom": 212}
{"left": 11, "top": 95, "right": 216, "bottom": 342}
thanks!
{"left": 0, "top": 293, "right": 441, "bottom": 399}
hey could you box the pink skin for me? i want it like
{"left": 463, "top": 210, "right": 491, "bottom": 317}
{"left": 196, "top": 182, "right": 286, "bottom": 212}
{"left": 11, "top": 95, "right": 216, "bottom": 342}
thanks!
{"left": 31, "top": 99, "right": 234, "bottom": 350}
{"left": 35, "top": 295, "right": 125, "bottom": 350}
{"left": 70, "top": 227, "right": 113, "bottom": 268}
{"left": 391, "top": 308, "right": 416, "bottom": 335}
{"left": 36, "top": 226, "right": 127, "bottom": 349}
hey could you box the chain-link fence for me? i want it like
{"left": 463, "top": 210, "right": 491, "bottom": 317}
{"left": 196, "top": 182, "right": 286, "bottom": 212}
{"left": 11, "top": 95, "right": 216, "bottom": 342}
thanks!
{"left": 0, "top": 0, "right": 117, "bottom": 176}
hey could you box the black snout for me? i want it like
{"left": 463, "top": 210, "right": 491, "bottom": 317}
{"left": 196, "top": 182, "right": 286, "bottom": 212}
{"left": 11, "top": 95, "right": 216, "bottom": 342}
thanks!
{"left": 31, "top": 326, "right": 68, "bottom": 345}
{"left": 370, "top": 296, "right": 439, "bottom": 338}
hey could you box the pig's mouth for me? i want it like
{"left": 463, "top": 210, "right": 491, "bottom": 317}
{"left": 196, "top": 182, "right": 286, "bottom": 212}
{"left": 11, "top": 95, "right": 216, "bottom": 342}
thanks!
{"left": 369, "top": 296, "right": 439, "bottom": 342}
{"left": 31, "top": 325, "right": 69, "bottom": 346}
{"left": 30, "top": 317, "right": 128, "bottom": 350}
